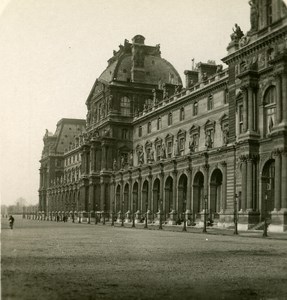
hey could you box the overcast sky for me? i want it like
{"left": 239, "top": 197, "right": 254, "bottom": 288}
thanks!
{"left": 0, "top": 0, "right": 253, "bottom": 206}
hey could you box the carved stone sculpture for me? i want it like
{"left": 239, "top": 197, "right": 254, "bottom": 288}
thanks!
{"left": 249, "top": 0, "right": 258, "bottom": 32}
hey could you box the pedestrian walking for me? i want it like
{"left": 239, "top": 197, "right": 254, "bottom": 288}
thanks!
{"left": 8, "top": 215, "right": 14, "bottom": 229}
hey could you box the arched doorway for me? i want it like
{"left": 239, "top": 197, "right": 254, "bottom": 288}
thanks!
{"left": 142, "top": 180, "right": 149, "bottom": 212}
{"left": 132, "top": 182, "right": 139, "bottom": 212}
{"left": 164, "top": 176, "right": 173, "bottom": 220}
{"left": 261, "top": 160, "right": 275, "bottom": 219}
{"left": 193, "top": 172, "right": 204, "bottom": 220}
{"left": 115, "top": 185, "right": 121, "bottom": 213}
{"left": 123, "top": 184, "right": 129, "bottom": 213}
{"left": 210, "top": 169, "right": 223, "bottom": 220}
{"left": 178, "top": 174, "right": 187, "bottom": 218}
{"left": 153, "top": 179, "right": 160, "bottom": 213}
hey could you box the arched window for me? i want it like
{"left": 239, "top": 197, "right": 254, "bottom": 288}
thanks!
{"left": 180, "top": 107, "right": 185, "bottom": 121}
{"left": 193, "top": 102, "right": 198, "bottom": 116}
{"left": 120, "top": 96, "right": 130, "bottom": 116}
{"left": 157, "top": 117, "right": 162, "bottom": 130}
{"left": 207, "top": 94, "right": 213, "bottom": 110}
{"left": 264, "top": 86, "right": 276, "bottom": 136}
{"left": 168, "top": 112, "right": 173, "bottom": 126}
{"left": 147, "top": 122, "right": 151, "bottom": 134}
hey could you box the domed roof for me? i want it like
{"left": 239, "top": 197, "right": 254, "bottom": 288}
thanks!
{"left": 98, "top": 36, "right": 182, "bottom": 86}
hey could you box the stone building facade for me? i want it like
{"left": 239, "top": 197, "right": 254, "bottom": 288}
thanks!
{"left": 39, "top": 0, "right": 287, "bottom": 232}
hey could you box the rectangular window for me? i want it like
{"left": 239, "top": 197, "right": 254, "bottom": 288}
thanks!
{"left": 156, "top": 145, "right": 161, "bottom": 161}
{"left": 138, "top": 126, "right": 142, "bottom": 137}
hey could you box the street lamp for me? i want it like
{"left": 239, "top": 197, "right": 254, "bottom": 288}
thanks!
{"left": 132, "top": 202, "right": 135, "bottom": 228}
{"left": 234, "top": 193, "right": 238, "bottom": 235}
{"left": 203, "top": 195, "right": 207, "bottom": 233}
{"left": 95, "top": 204, "right": 98, "bottom": 225}
{"left": 111, "top": 202, "right": 114, "bottom": 226}
{"left": 88, "top": 210, "right": 91, "bottom": 224}
{"left": 159, "top": 200, "right": 163, "bottom": 230}
{"left": 263, "top": 191, "right": 268, "bottom": 237}
{"left": 102, "top": 204, "right": 105, "bottom": 225}
{"left": 121, "top": 200, "right": 124, "bottom": 227}
{"left": 144, "top": 202, "right": 148, "bottom": 229}
{"left": 182, "top": 199, "right": 187, "bottom": 232}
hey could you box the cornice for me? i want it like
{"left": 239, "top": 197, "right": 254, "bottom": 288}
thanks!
{"left": 222, "top": 25, "right": 287, "bottom": 65}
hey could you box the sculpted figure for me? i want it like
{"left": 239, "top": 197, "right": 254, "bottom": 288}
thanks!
{"left": 249, "top": 0, "right": 258, "bottom": 32}
{"left": 149, "top": 149, "right": 154, "bottom": 162}
{"left": 223, "top": 128, "right": 229, "bottom": 146}
{"left": 129, "top": 152, "right": 133, "bottom": 167}
{"left": 189, "top": 137, "right": 196, "bottom": 154}
{"left": 173, "top": 139, "right": 179, "bottom": 157}
{"left": 138, "top": 151, "right": 144, "bottom": 165}
{"left": 205, "top": 131, "right": 212, "bottom": 149}
{"left": 160, "top": 144, "right": 166, "bottom": 159}
{"left": 231, "top": 24, "right": 244, "bottom": 41}
{"left": 120, "top": 155, "right": 125, "bottom": 169}
{"left": 113, "top": 159, "right": 117, "bottom": 171}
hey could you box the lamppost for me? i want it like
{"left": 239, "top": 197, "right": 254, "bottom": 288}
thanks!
{"left": 203, "top": 195, "right": 207, "bottom": 233}
{"left": 88, "top": 210, "right": 91, "bottom": 224}
{"left": 132, "top": 202, "right": 135, "bottom": 228}
{"left": 144, "top": 202, "right": 148, "bottom": 229}
{"left": 182, "top": 199, "right": 187, "bottom": 232}
{"left": 102, "top": 204, "right": 105, "bottom": 225}
{"left": 263, "top": 191, "right": 268, "bottom": 237}
{"left": 111, "top": 202, "right": 114, "bottom": 226}
{"left": 159, "top": 200, "right": 163, "bottom": 230}
{"left": 121, "top": 200, "right": 124, "bottom": 227}
{"left": 95, "top": 204, "right": 98, "bottom": 225}
{"left": 234, "top": 193, "right": 238, "bottom": 235}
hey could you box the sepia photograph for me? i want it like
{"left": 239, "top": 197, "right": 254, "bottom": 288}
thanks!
{"left": 1, "top": 0, "right": 287, "bottom": 299}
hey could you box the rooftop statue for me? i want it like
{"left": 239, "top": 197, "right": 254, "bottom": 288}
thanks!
{"left": 249, "top": 0, "right": 258, "bottom": 32}
{"left": 231, "top": 24, "right": 244, "bottom": 42}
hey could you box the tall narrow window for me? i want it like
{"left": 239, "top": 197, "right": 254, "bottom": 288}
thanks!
{"left": 267, "top": 0, "right": 273, "bottom": 26}
{"left": 180, "top": 107, "right": 185, "bottom": 121}
{"left": 207, "top": 94, "right": 213, "bottom": 111}
{"left": 120, "top": 96, "right": 131, "bottom": 116}
{"left": 224, "top": 89, "right": 229, "bottom": 104}
{"left": 157, "top": 117, "right": 162, "bottom": 130}
{"left": 168, "top": 112, "right": 173, "bottom": 126}
{"left": 193, "top": 102, "right": 198, "bottom": 116}
{"left": 138, "top": 126, "right": 142, "bottom": 137}
{"left": 147, "top": 122, "right": 151, "bottom": 134}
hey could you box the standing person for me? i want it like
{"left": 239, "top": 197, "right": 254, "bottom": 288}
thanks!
{"left": 8, "top": 215, "right": 14, "bottom": 229}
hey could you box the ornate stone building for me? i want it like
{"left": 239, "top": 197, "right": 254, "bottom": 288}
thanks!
{"left": 39, "top": 0, "right": 287, "bottom": 232}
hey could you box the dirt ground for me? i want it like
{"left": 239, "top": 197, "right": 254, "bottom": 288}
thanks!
{"left": 1, "top": 217, "right": 287, "bottom": 300}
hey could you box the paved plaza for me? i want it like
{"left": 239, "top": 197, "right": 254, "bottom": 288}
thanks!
{"left": 1, "top": 217, "right": 287, "bottom": 300}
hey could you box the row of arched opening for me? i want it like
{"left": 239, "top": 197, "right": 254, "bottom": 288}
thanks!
{"left": 115, "top": 169, "right": 224, "bottom": 221}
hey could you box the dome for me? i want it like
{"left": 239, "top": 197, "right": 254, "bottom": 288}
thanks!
{"left": 98, "top": 35, "right": 182, "bottom": 86}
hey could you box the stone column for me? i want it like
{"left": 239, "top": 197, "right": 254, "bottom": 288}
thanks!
{"left": 242, "top": 88, "right": 248, "bottom": 132}
{"left": 274, "top": 151, "right": 282, "bottom": 211}
{"left": 282, "top": 73, "right": 287, "bottom": 124}
{"left": 172, "top": 171, "right": 177, "bottom": 212}
{"left": 100, "top": 180, "right": 105, "bottom": 211}
{"left": 203, "top": 164, "right": 209, "bottom": 208}
{"left": 247, "top": 87, "right": 254, "bottom": 132}
{"left": 95, "top": 145, "right": 101, "bottom": 171}
{"left": 281, "top": 151, "right": 287, "bottom": 210}
{"left": 186, "top": 169, "right": 192, "bottom": 211}
{"left": 275, "top": 74, "right": 282, "bottom": 124}
{"left": 220, "top": 161, "right": 227, "bottom": 212}
{"left": 90, "top": 144, "right": 95, "bottom": 173}
{"left": 138, "top": 176, "right": 142, "bottom": 212}
{"left": 246, "top": 157, "right": 253, "bottom": 211}
{"left": 241, "top": 158, "right": 247, "bottom": 211}
{"left": 101, "top": 144, "right": 107, "bottom": 171}
{"left": 148, "top": 175, "right": 152, "bottom": 210}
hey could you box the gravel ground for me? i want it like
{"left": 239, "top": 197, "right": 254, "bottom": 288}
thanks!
{"left": 1, "top": 217, "right": 287, "bottom": 300}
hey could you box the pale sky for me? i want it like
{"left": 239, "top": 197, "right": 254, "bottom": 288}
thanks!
{"left": 0, "top": 0, "right": 252, "bottom": 206}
